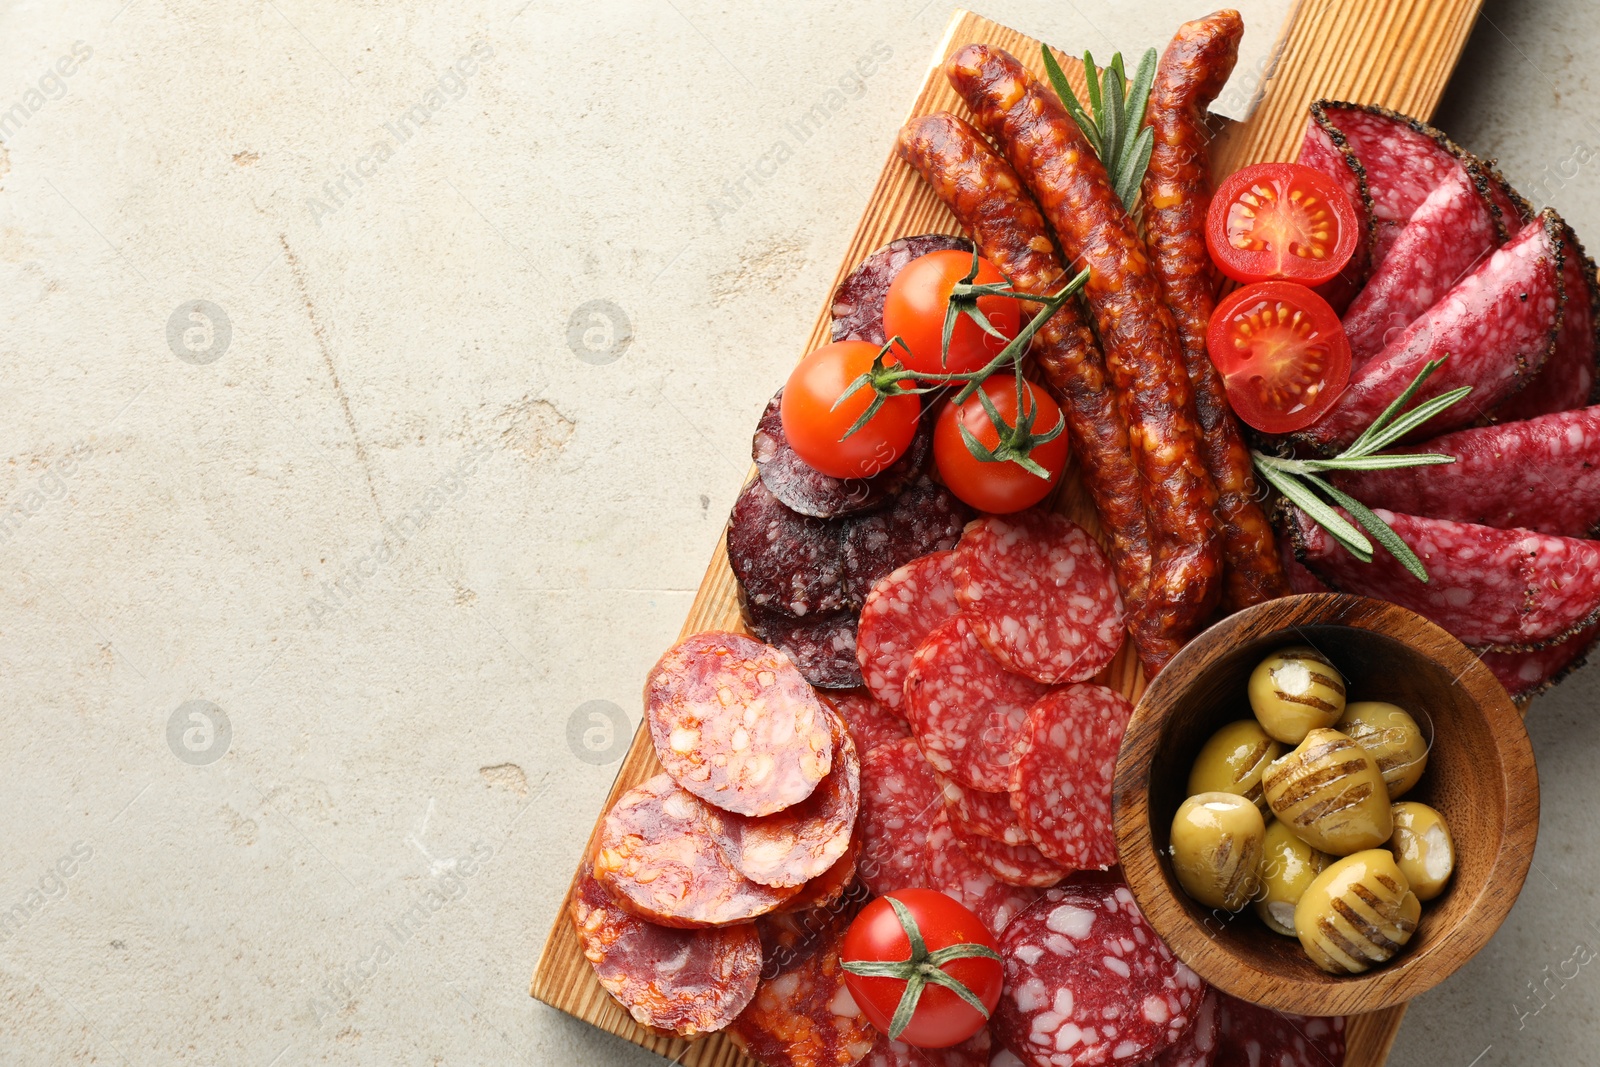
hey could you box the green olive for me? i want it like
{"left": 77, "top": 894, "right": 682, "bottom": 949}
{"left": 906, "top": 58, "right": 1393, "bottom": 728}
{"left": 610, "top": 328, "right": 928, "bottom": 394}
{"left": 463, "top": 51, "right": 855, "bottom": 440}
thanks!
{"left": 1295, "top": 849, "right": 1421, "bottom": 974}
{"left": 1187, "top": 720, "right": 1284, "bottom": 814}
{"left": 1262, "top": 728, "right": 1393, "bottom": 855}
{"left": 1390, "top": 801, "right": 1455, "bottom": 902}
{"left": 1337, "top": 702, "right": 1428, "bottom": 799}
{"left": 1248, "top": 645, "right": 1347, "bottom": 744}
{"left": 1170, "top": 792, "right": 1267, "bottom": 912}
{"left": 1254, "top": 819, "right": 1332, "bottom": 936}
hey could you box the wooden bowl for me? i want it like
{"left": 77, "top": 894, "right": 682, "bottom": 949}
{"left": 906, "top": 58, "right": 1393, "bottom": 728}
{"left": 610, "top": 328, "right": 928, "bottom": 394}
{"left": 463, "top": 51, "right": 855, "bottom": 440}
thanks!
{"left": 1113, "top": 593, "right": 1539, "bottom": 1015}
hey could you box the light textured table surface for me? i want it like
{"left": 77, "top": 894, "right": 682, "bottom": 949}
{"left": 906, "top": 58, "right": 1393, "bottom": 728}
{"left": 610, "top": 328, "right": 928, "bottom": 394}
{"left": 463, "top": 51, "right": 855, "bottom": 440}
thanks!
{"left": 1, "top": 1, "right": 1595, "bottom": 1064}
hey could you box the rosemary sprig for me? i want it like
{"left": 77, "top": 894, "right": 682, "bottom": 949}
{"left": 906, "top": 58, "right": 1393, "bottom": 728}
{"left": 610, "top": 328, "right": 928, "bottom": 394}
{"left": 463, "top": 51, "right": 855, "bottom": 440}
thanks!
{"left": 1042, "top": 44, "right": 1158, "bottom": 211}
{"left": 1254, "top": 358, "right": 1469, "bottom": 583}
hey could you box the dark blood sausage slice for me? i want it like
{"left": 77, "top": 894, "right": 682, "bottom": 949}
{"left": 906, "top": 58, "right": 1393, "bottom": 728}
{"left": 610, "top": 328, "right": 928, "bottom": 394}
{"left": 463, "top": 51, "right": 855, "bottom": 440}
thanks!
{"left": 593, "top": 774, "right": 801, "bottom": 927}
{"left": 953, "top": 510, "right": 1126, "bottom": 684}
{"left": 824, "top": 690, "right": 911, "bottom": 758}
{"left": 840, "top": 473, "right": 971, "bottom": 608}
{"left": 754, "top": 388, "right": 933, "bottom": 519}
{"left": 927, "top": 809, "right": 1044, "bottom": 937}
{"left": 936, "top": 773, "right": 1029, "bottom": 846}
{"left": 571, "top": 863, "right": 763, "bottom": 1037}
{"left": 1298, "top": 212, "right": 1566, "bottom": 452}
{"left": 645, "top": 631, "right": 834, "bottom": 817}
{"left": 731, "top": 909, "right": 877, "bottom": 1067}
{"left": 1152, "top": 986, "right": 1220, "bottom": 1067}
{"left": 857, "top": 737, "right": 943, "bottom": 896}
{"left": 1329, "top": 404, "right": 1600, "bottom": 537}
{"left": 897, "top": 112, "right": 1156, "bottom": 623}
{"left": 1289, "top": 506, "right": 1600, "bottom": 650}
{"left": 830, "top": 233, "right": 974, "bottom": 346}
{"left": 1494, "top": 219, "right": 1600, "bottom": 420}
{"left": 1215, "top": 992, "right": 1346, "bottom": 1067}
{"left": 855, "top": 550, "right": 963, "bottom": 716}
{"left": 728, "top": 478, "right": 847, "bottom": 616}
{"left": 945, "top": 45, "right": 1223, "bottom": 670}
{"left": 947, "top": 805, "right": 1066, "bottom": 888}
{"left": 1481, "top": 623, "right": 1600, "bottom": 701}
{"left": 862, "top": 1027, "right": 992, "bottom": 1067}
{"left": 749, "top": 603, "right": 863, "bottom": 689}
{"left": 1008, "top": 685, "right": 1133, "bottom": 871}
{"left": 993, "top": 883, "right": 1205, "bottom": 1067}
{"left": 1297, "top": 104, "right": 1374, "bottom": 314}
{"left": 904, "top": 615, "right": 1050, "bottom": 791}
{"left": 1143, "top": 11, "right": 1288, "bottom": 612}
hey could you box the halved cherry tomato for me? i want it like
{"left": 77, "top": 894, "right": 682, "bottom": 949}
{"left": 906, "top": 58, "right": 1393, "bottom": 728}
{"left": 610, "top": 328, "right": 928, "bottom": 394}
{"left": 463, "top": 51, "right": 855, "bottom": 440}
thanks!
{"left": 841, "top": 889, "right": 1002, "bottom": 1049}
{"left": 1206, "top": 162, "right": 1359, "bottom": 285}
{"left": 934, "top": 376, "right": 1068, "bottom": 513}
{"left": 781, "top": 340, "right": 921, "bottom": 479}
{"left": 1206, "top": 280, "right": 1352, "bottom": 434}
{"left": 883, "top": 250, "right": 1021, "bottom": 377}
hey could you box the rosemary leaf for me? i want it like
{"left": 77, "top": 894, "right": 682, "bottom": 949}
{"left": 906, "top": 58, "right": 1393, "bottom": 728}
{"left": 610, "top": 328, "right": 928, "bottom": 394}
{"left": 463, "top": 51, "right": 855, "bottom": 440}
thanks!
{"left": 1343, "top": 357, "right": 1448, "bottom": 457}
{"left": 1254, "top": 460, "right": 1373, "bottom": 560}
{"left": 1350, "top": 386, "right": 1473, "bottom": 455}
{"left": 1292, "top": 452, "right": 1456, "bottom": 473}
{"left": 1043, "top": 47, "right": 1101, "bottom": 155}
{"left": 1115, "top": 125, "right": 1155, "bottom": 211}
{"left": 1311, "top": 476, "right": 1431, "bottom": 583}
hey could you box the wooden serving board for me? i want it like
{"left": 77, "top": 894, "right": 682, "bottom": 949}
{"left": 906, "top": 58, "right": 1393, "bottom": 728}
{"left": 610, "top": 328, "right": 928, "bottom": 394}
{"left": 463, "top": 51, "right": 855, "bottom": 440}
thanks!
{"left": 532, "top": 4, "right": 1487, "bottom": 1065}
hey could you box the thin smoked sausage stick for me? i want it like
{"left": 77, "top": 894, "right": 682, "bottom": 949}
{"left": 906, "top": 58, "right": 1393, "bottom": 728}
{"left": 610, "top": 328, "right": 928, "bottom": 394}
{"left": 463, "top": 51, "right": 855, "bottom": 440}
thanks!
{"left": 1143, "top": 10, "right": 1290, "bottom": 610}
{"left": 946, "top": 44, "right": 1222, "bottom": 671}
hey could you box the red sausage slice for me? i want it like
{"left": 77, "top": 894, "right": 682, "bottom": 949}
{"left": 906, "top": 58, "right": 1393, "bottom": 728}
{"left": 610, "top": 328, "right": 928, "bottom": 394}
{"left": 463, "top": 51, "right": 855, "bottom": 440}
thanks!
{"left": 857, "top": 737, "right": 943, "bottom": 896}
{"left": 856, "top": 550, "right": 963, "bottom": 715}
{"left": 824, "top": 690, "right": 911, "bottom": 758}
{"left": 1008, "top": 685, "right": 1133, "bottom": 871}
{"left": 1215, "top": 992, "right": 1346, "bottom": 1067}
{"left": 927, "top": 809, "right": 1044, "bottom": 937}
{"left": 946, "top": 805, "right": 1066, "bottom": 888}
{"left": 937, "top": 773, "right": 1029, "bottom": 847}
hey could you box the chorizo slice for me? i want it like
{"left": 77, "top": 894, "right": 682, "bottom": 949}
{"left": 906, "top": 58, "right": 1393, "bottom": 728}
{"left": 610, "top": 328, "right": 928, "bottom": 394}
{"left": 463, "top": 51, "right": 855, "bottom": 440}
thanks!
{"left": 730, "top": 909, "right": 877, "bottom": 1067}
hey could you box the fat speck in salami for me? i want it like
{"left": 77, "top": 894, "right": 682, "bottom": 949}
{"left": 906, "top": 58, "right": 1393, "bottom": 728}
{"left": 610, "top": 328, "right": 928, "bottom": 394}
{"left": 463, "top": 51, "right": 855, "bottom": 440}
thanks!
{"left": 754, "top": 388, "right": 933, "bottom": 519}
{"left": 855, "top": 550, "right": 963, "bottom": 715}
{"left": 728, "top": 478, "right": 847, "bottom": 616}
{"left": 1215, "top": 992, "right": 1346, "bottom": 1067}
{"left": 927, "top": 809, "right": 1043, "bottom": 936}
{"left": 830, "top": 233, "right": 974, "bottom": 345}
{"left": 857, "top": 737, "right": 943, "bottom": 896}
{"left": 1008, "top": 684, "right": 1133, "bottom": 871}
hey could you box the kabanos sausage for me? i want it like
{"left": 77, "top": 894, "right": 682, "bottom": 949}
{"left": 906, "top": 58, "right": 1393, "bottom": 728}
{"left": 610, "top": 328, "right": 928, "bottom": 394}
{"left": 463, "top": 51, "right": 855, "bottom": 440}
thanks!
{"left": 946, "top": 44, "right": 1222, "bottom": 671}
{"left": 1142, "top": 10, "right": 1290, "bottom": 610}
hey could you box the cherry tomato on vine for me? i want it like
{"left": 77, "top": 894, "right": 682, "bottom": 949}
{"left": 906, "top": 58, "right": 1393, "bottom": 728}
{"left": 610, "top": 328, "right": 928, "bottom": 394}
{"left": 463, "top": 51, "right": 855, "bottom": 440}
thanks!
{"left": 841, "top": 889, "right": 1003, "bottom": 1049}
{"left": 934, "top": 376, "right": 1069, "bottom": 513}
{"left": 1205, "top": 162, "right": 1359, "bottom": 285}
{"left": 781, "top": 340, "right": 922, "bottom": 479}
{"left": 883, "top": 250, "right": 1021, "bottom": 377}
{"left": 1206, "top": 280, "right": 1352, "bottom": 434}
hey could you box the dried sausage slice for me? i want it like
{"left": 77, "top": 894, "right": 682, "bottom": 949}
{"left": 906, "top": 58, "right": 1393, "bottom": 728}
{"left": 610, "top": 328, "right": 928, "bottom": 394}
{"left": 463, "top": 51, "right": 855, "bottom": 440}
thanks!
{"left": 1008, "top": 685, "right": 1133, "bottom": 871}
{"left": 862, "top": 1027, "right": 992, "bottom": 1066}
{"left": 1151, "top": 986, "right": 1219, "bottom": 1067}
{"left": 1480, "top": 623, "right": 1600, "bottom": 701}
{"left": 1297, "top": 104, "right": 1373, "bottom": 314}
{"left": 937, "top": 774, "right": 1029, "bottom": 846}
{"left": 1215, "top": 992, "right": 1346, "bottom": 1067}
{"left": 1494, "top": 219, "right": 1600, "bottom": 420}
{"left": 646, "top": 631, "right": 834, "bottom": 817}
{"left": 730, "top": 908, "right": 877, "bottom": 1067}
{"left": 841, "top": 473, "right": 971, "bottom": 608}
{"left": 749, "top": 603, "right": 863, "bottom": 690}
{"left": 754, "top": 388, "right": 933, "bottom": 519}
{"left": 824, "top": 690, "right": 911, "bottom": 758}
{"left": 830, "top": 233, "right": 974, "bottom": 346}
{"left": 856, "top": 550, "right": 963, "bottom": 716}
{"left": 858, "top": 737, "right": 943, "bottom": 896}
{"left": 947, "top": 806, "right": 1066, "bottom": 888}
{"left": 927, "top": 809, "right": 1044, "bottom": 936}
{"left": 728, "top": 478, "right": 847, "bottom": 617}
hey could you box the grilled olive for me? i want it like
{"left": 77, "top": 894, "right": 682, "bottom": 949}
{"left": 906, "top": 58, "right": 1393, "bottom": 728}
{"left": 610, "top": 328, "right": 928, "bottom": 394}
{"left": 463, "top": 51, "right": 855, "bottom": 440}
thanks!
{"left": 1248, "top": 645, "right": 1347, "bottom": 744}
{"left": 1187, "top": 720, "right": 1284, "bottom": 814}
{"left": 1390, "top": 801, "right": 1455, "bottom": 902}
{"left": 1170, "top": 792, "right": 1267, "bottom": 912}
{"left": 1337, "top": 701, "right": 1428, "bottom": 799}
{"left": 1254, "top": 819, "right": 1332, "bottom": 936}
{"left": 1295, "top": 849, "right": 1421, "bottom": 974}
{"left": 1262, "top": 728, "right": 1393, "bottom": 855}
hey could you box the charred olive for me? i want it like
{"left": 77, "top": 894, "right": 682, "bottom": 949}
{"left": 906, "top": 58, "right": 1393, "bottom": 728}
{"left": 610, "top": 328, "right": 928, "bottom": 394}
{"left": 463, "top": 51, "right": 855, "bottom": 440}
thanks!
{"left": 1294, "top": 848, "right": 1421, "bottom": 974}
{"left": 1262, "top": 728, "right": 1393, "bottom": 855}
{"left": 1338, "top": 701, "right": 1428, "bottom": 799}
{"left": 1390, "top": 801, "right": 1455, "bottom": 902}
{"left": 1170, "top": 792, "right": 1267, "bottom": 912}
{"left": 1187, "top": 720, "right": 1285, "bottom": 814}
{"left": 1254, "top": 819, "right": 1332, "bottom": 936}
{"left": 1248, "top": 645, "right": 1347, "bottom": 744}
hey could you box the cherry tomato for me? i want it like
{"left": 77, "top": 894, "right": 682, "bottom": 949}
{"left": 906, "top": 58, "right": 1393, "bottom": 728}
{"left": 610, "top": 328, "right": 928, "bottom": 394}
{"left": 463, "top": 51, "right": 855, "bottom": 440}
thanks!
{"left": 883, "top": 250, "right": 1021, "bottom": 377}
{"left": 841, "top": 889, "right": 1003, "bottom": 1049}
{"left": 933, "top": 376, "right": 1068, "bottom": 513}
{"left": 1205, "top": 162, "right": 1359, "bottom": 285}
{"left": 781, "top": 340, "right": 921, "bottom": 479}
{"left": 1207, "top": 281, "right": 1352, "bottom": 434}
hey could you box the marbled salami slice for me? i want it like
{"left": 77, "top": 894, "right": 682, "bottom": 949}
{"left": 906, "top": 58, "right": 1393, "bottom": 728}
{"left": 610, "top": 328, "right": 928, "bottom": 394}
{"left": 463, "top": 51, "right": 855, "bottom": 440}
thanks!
{"left": 1008, "top": 685, "right": 1133, "bottom": 871}
{"left": 831, "top": 233, "right": 974, "bottom": 345}
{"left": 858, "top": 737, "right": 943, "bottom": 896}
{"left": 732, "top": 910, "right": 877, "bottom": 1067}
{"left": 825, "top": 690, "right": 911, "bottom": 757}
{"left": 594, "top": 774, "right": 800, "bottom": 927}
{"left": 842, "top": 474, "right": 972, "bottom": 607}
{"left": 1493, "top": 220, "right": 1600, "bottom": 420}
{"left": 571, "top": 862, "right": 763, "bottom": 1037}
{"left": 904, "top": 615, "right": 1051, "bottom": 791}
{"left": 1215, "top": 993, "right": 1346, "bottom": 1067}
{"left": 754, "top": 388, "right": 933, "bottom": 519}
{"left": 947, "top": 806, "right": 1067, "bottom": 888}
{"left": 863, "top": 1028, "right": 992, "bottom": 1067}
{"left": 1480, "top": 623, "right": 1600, "bottom": 701}
{"left": 1330, "top": 404, "right": 1600, "bottom": 536}
{"left": 728, "top": 478, "right": 847, "bottom": 616}
{"left": 937, "top": 774, "right": 1029, "bottom": 846}
{"left": 1299, "top": 212, "right": 1565, "bottom": 451}
{"left": 928, "top": 810, "right": 1044, "bottom": 936}
{"left": 1151, "top": 987, "right": 1219, "bottom": 1067}
{"left": 993, "top": 884, "right": 1205, "bottom": 1067}
{"left": 1289, "top": 506, "right": 1600, "bottom": 649}
{"left": 645, "top": 631, "right": 834, "bottom": 816}
{"left": 750, "top": 603, "right": 863, "bottom": 689}
{"left": 1297, "top": 105, "right": 1373, "bottom": 314}
{"left": 856, "top": 550, "right": 963, "bottom": 715}
{"left": 777, "top": 832, "right": 863, "bottom": 915}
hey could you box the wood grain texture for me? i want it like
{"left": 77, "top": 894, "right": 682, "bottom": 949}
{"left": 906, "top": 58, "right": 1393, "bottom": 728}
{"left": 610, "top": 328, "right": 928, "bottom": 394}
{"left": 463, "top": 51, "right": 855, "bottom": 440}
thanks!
{"left": 531, "top": 4, "right": 1488, "bottom": 1064}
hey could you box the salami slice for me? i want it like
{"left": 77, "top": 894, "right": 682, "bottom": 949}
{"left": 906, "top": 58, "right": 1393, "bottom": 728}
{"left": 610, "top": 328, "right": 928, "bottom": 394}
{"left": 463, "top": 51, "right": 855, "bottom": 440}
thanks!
{"left": 1330, "top": 404, "right": 1600, "bottom": 537}
{"left": 1480, "top": 622, "right": 1599, "bottom": 701}
{"left": 1289, "top": 506, "right": 1600, "bottom": 649}
{"left": 841, "top": 473, "right": 971, "bottom": 607}
{"left": 856, "top": 550, "right": 963, "bottom": 715}
{"left": 993, "top": 884, "right": 1205, "bottom": 1067}
{"left": 645, "top": 631, "right": 834, "bottom": 817}
{"left": 1281, "top": 533, "right": 1331, "bottom": 595}
{"left": 728, "top": 478, "right": 847, "bottom": 616}
{"left": 825, "top": 690, "right": 911, "bottom": 758}
{"left": 953, "top": 510, "right": 1125, "bottom": 685}
{"left": 731, "top": 910, "right": 877, "bottom": 1067}
{"left": 904, "top": 615, "right": 1050, "bottom": 791}
{"left": 754, "top": 389, "right": 933, "bottom": 519}
{"left": 1151, "top": 987, "right": 1220, "bottom": 1067}
{"left": 1008, "top": 685, "right": 1133, "bottom": 871}
{"left": 593, "top": 774, "right": 800, "bottom": 927}
{"left": 937, "top": 774, "right": 1029, "bottom": 846}
{"left": 1493, "top": 221, "right": 1600, "bottom": 420}
{"left": 862, "top": 1027, "right": 992, "bottom": 1067}
{"left": 571, "top": 863, "right": 763, "bottom": 1037}
{"left": 947, "top": 801, "right": 1067, "bottom": 888}
{"left": 1297, "top": 105, "right": 1373, "bottom": 314}
{"left": 1480, "top": 159, "right": 1535, "bottom": 232}
{"left": 858, "top": 737, "right": 943, "bottom": 895}
{"left": 750, "top": 603, "right": 863, "bottom": 689}
{"left": 831, "top": 233, "right": 974, "bottom": 345}
{"left": 778, "top": 832, "right": 863, "bottom": 915}
{"left": 1298, "top": 212, "right": 1566, "bottom": 451}
{"left": 927, "top": 809, "right": 1044, "bottom": 936}
{"left": 1215, "top": 993, "right": 1346, "bottom": 1067}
